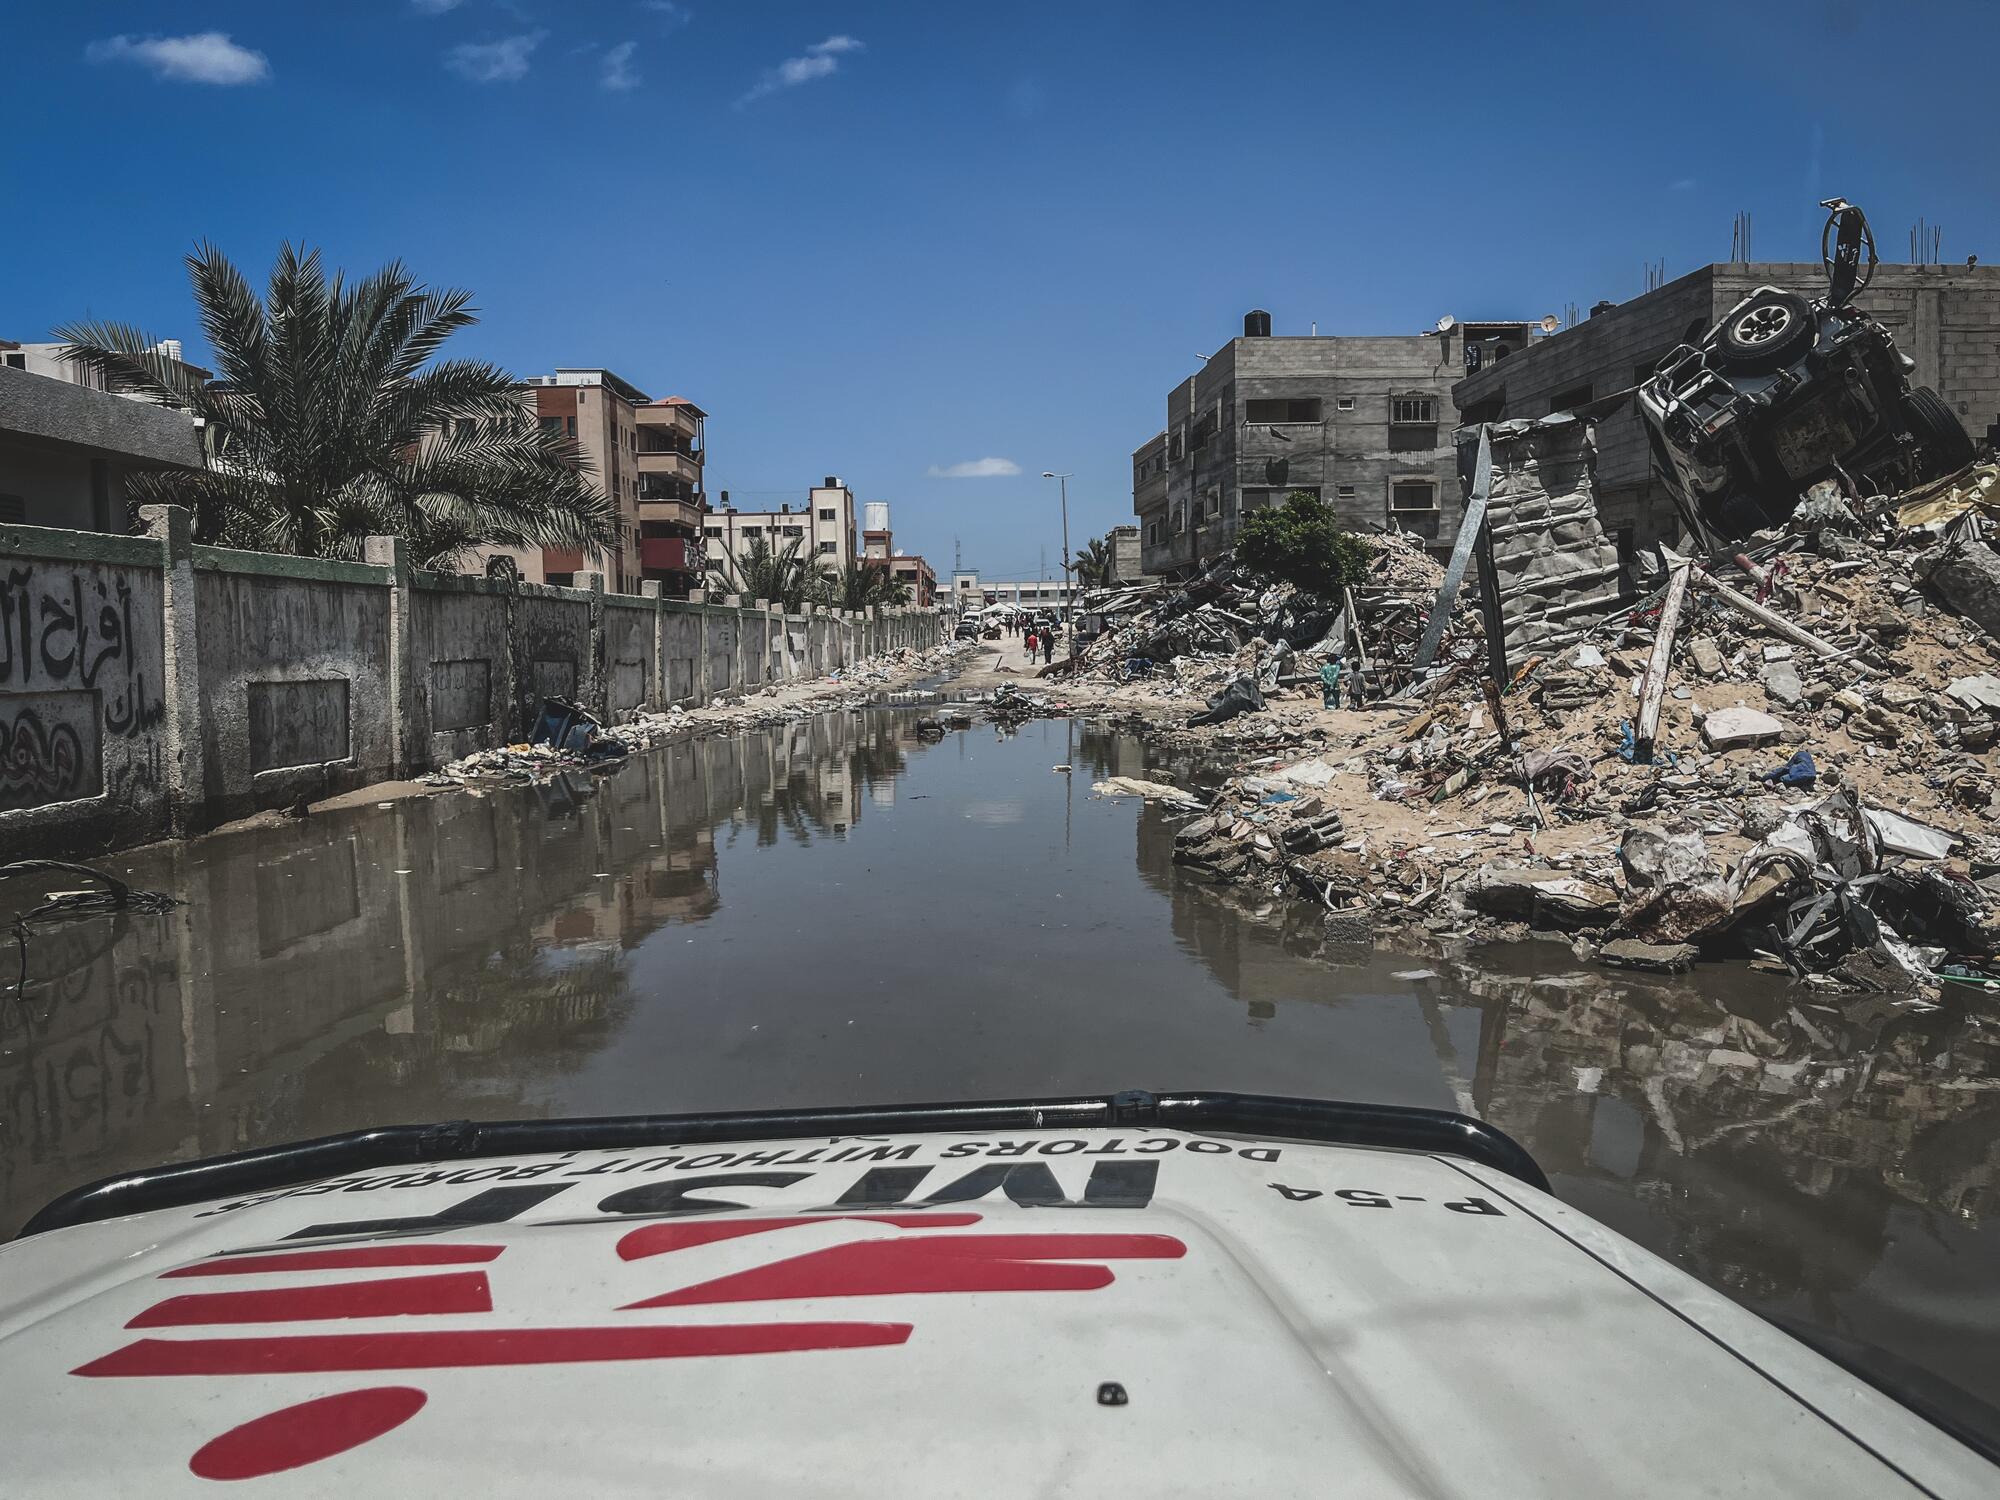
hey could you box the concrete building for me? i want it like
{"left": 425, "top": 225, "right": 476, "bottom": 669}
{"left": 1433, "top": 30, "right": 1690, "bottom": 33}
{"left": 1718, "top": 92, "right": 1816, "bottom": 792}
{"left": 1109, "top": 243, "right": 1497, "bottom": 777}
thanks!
{"left": 1451, "top": 261, "right": 2000, "bottom": 552}
{"left": 519, "top": 369, "right": 649, "bottom": 592}
{"left": 0, "top": 359, "right": 205, "bottom": 530}
{"left": 949, "top": 571, "right": 1079, "bottom": 615}
{"left": 703, "top": 478, "right": 858, "bottom": 592}
{"left": 488, "top": 370, "right": 708, "bottom": 596}
{"left": 1134, "top": 310, "right": 1535, "bottom": 577}
{"left": 635, "top": 395, "right": 706, "bottom": 597}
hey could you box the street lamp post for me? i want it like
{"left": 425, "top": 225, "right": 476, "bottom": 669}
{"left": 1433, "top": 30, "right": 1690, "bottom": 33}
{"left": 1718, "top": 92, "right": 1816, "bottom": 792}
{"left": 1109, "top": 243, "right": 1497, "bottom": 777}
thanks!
{"left": 1041, "top": 471, "right": 1073, "bottom": 665}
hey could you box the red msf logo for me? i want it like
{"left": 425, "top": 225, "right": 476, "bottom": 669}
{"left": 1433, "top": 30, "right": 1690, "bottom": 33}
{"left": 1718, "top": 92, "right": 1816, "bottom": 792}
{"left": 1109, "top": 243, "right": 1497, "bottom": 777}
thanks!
{"left": 74, "top": 1214, "right": 1186, "bottom": 1481}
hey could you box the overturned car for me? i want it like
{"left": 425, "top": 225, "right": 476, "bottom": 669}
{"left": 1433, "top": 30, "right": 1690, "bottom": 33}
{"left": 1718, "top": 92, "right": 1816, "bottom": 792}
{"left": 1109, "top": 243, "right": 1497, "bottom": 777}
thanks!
{"left": 1638, "top": 199, "right": 1975, "bottom": 543}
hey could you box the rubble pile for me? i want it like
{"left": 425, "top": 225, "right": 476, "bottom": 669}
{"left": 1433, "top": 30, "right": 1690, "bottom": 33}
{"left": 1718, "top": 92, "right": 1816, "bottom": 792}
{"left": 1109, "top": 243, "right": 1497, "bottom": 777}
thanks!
{"left": 1061, "top": 532, "right": 1462, "bottom": 711}
{"left": 1097, "top": 463, "right": 2000, "bottom": 998}
{"left": 422, "top": 640, "right": 974, "bottom": 790}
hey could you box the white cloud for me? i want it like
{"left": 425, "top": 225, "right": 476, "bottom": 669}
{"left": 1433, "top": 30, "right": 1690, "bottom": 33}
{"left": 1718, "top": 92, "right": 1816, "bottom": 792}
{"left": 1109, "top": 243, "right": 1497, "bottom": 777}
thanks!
{"left": 927, "top": 457, "right": 1021, "bottom": 479}
{"left": 85, "top": 32, "right": 270, "bottom": 85}
{"left": 411, "top": 0, "right": 465, "bottom": 14}
{"left": 641, "top": 0, "right": 693, "bottom": 26}
{"left": 445, "top": 32, "right": 545, "bottom": 83}
{"left": 738, "top": 35, "right": 864, "bottom": 106}
{"left": 1669, "top": 177, "right": 1698, "bottom": 192}
{"left": 601, "top": 40, "right": 640, "bottom": 90}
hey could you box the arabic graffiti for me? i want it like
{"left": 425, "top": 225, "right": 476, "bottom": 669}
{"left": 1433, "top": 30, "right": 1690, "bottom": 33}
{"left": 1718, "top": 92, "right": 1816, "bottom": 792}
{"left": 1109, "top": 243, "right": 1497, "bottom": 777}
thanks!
{"left": 0, "top": 694, "right": 102, "bottom": 809}
{"left": 0, "top": 563, "right": 164, "bottom": 806}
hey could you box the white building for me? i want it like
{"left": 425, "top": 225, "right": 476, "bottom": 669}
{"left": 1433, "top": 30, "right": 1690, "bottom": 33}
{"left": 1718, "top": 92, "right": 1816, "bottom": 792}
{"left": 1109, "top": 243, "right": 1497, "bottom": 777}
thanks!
{"left": 703, "top": 477, "right": 857, "bottom": 593}
{"left": 949, "top": 570, "right": 1079, "bottom": 616}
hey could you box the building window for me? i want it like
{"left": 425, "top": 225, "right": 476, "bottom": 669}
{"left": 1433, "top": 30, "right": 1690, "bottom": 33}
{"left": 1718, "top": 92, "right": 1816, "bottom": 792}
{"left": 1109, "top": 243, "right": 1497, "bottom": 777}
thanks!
{"left": 565, "top": 415, "right": 577, "bottom": 438}
{"left": 539, "top": 416, "right": 564, "bottom": 438}
{"left": 818, "top": 508, "right": 835, "bottom": 521}
{"left": 819, "top": 541, "right": 836, "bottom": 554}
{"left": 1390, "top": 395, "right": 1437, "bottom": 425}
{"left": 1336, "top": 485, "right": 1357, "bottom": 500}
{"left": 1549, "top": 382, "right": 1594, "bottom": 414}
{"left": 1191, "top": 412, "right": 1217, "bottom": 451}
{"left": 1335, "top": 397, "right": 1355, "bottom": 412}
{"left": 742, "top": 526, "right": 762, "bottom": 539}
{"left": 783, "top": 524, "right": 803, "bottom": 537}
{"left": 704, "top": 526, "right": 723, "bottom": 537}
{"left": 1391, "top": 481, "right": 1438, "bottom": 513}
{"left": 2, "top": 352, "right": 24, "bottom": 370}
{"left": 1244, "top": 398, "right": 1323, "bottom": 424}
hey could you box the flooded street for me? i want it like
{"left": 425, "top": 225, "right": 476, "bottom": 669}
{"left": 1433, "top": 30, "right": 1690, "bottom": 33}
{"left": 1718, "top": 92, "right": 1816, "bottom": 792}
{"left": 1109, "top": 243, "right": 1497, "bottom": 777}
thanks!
{"left": 6, "top": 709, "right": 2000, "bottom": 1423}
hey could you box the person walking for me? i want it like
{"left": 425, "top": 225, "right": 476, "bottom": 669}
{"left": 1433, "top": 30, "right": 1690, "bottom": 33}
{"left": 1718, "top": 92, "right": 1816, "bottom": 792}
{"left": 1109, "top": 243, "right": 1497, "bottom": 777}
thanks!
{"left": 1025, "top": 626, "right": 1039, "bottom": 661}
{"left": 1042, "top": 628, "right": 1055, "bottom": 664}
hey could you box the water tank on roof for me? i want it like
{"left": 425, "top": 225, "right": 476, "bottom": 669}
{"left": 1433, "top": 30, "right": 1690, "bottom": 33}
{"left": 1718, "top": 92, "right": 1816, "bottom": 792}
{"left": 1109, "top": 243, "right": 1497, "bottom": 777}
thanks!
{"left": 824, "top": 475, "right": 839, "bottom": 489}
{"left": 1244, "top": 309, "right": 1272, "bottom": 338}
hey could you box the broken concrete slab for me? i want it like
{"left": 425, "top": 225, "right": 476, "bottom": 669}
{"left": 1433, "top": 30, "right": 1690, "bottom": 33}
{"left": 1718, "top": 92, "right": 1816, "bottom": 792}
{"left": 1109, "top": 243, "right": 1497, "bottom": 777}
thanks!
{"left": 1945, "top": 673, "right": 2000, "bottom": 714}
{"left": 1620, "top": 827, "right": 1715, "bottom": 890}
{"left": 1597, "top": 938, "right": 1699, "bottom": 974}
{"left": 1701, "top": 705, "right": 1786, "bottom": 750}
{"left": 1761, "top": 659, "right": 1804, "bottom": 708}
{"left": 1463, "top": 867, "right": 1620, "bottom": 928}
{"left": 1689, "top": 637, "right": 1724, "bottom": 677}
{"left": 1917, "top": 539, "right": 2000, "bottom": 642}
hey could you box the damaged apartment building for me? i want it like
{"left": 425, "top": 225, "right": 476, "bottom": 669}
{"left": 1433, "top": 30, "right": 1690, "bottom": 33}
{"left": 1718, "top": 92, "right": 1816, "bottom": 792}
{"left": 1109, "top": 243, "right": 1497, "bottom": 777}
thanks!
{"left": 1132, "top": 309, "right": 1536, "bottom": 578}
{"left": 1452, "top": 258, "right": 2000, "bottom": 558}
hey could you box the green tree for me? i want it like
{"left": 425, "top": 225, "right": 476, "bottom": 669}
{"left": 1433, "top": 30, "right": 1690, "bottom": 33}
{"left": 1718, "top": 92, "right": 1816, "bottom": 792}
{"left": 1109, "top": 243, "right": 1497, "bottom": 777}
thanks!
{"left": 1234, "top": 490, "right": 1372, "bottom": 596}
{"left": 719, "top": 533, "right": 832, "bottom": 613}
{"left": 819, "top": 563, "right": 910, "bottom": 610}
{"left": 56, "top": 242, "right": 610, "bottom": 569}
{"left": 1071, "top": 535, "right": 1115, "bottom": 587}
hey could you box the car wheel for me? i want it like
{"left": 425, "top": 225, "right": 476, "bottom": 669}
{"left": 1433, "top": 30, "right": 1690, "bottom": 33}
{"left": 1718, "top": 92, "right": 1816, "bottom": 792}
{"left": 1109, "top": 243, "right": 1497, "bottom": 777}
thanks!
{"left": 1902, "top": 385, "right": 1976, "bottom": 480}
{"left": 1713, "top": 289, "right": 1817, "bottom": 374}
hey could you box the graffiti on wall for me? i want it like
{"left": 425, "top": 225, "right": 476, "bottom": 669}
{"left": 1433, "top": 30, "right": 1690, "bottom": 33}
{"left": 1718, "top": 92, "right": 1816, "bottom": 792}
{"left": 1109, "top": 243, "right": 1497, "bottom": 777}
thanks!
{"left": 247, "top": 679, "right": 350, "bottom": 773}
{"left": 0, "top": 564, "right": 162, "bottom": 810}
{"left": 0, "top": 691, "right": 103, "bottom": 809}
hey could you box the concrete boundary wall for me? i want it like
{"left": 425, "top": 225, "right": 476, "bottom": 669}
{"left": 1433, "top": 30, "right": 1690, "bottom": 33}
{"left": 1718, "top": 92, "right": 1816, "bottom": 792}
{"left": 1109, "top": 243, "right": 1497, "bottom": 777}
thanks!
{"left": 0, "top": 507, "right": 941, "bottom": 857}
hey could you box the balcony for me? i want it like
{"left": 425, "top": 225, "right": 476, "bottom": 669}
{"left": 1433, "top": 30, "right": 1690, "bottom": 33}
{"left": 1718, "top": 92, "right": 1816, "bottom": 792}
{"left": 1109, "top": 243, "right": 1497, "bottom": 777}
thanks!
{"left": 635, "top": 448, "right": 702, "bottom": 486}
{"left": 638, "top": 495, "right": 705, "bottom": 531}
{"left": 636, "top": 403, "right": 702, "bottom": 442}
{"left": 641, "top": 537, "right": 701, "bottom": 574}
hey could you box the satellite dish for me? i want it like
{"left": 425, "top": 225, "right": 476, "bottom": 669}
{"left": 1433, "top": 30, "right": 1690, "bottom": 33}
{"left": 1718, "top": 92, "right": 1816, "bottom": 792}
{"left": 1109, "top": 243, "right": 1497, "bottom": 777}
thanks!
{"left": 1539, "top": 314, "right": 1561, "bottom": 333}
{"left": 1435, "top": 314, "right": 1457, "bottom": 333}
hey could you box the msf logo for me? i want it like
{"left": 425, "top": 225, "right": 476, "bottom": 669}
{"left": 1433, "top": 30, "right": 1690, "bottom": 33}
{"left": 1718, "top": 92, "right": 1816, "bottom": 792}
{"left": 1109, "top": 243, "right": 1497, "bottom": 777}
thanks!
{"left": 73, "top": 1159, "right": 1186, "bottom": 1482}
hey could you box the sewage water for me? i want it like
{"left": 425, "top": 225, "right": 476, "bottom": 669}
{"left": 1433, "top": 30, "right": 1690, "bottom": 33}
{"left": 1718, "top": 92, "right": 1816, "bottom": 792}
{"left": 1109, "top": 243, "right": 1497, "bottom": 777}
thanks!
{"left": 3, "top": 711, "right": 1999, "bottom": 1430}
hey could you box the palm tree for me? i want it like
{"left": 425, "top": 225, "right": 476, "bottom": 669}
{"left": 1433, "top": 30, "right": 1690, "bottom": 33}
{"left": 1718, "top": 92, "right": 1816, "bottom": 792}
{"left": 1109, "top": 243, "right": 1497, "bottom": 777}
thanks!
{"left": 718, "top": 533, "right": 832, "bottom": 613}
{"left": 1071, "top": 534, "right": 1115, "bottom": 587}
{"left": 56, "top": 242, "right": 611, "bottom": 569}
{"left": 819, "top": 562, "right": 910, "bottom": 611}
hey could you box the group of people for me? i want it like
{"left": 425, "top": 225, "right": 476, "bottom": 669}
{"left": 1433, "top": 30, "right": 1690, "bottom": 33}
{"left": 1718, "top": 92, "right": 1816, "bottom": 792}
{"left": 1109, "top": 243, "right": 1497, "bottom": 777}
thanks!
{"left": 1021, "top": 615, "right": 1059, "bottom": 665}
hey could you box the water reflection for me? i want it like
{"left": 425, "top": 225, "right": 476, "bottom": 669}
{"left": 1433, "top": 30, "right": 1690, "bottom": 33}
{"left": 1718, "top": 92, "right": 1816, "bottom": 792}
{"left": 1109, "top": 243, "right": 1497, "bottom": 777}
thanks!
{"left": 1, "top": 714, "right": 1996, "bottom": 1420}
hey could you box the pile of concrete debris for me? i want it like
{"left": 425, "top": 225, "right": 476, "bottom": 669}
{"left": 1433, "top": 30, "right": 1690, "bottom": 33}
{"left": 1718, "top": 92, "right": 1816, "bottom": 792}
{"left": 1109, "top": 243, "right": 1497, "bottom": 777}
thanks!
{"left": 1063, "top": 531, "right": 1460, "bottom": 713}
{"left": 1131, "top": 459, "right": 2000, "bottom": 998}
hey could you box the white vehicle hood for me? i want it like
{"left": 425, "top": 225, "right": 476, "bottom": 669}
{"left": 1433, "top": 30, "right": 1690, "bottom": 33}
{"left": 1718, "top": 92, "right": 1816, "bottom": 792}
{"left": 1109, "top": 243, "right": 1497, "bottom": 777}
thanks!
{"left": 0, "top": 1126, "right": 1989, "bottom": 1497}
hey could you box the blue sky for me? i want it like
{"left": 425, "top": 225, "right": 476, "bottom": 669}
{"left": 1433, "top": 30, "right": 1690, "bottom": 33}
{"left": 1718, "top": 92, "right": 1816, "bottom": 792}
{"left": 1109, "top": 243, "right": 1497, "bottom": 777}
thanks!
{"left": 6, "top": 1, "right": 1997, "bottom": 579}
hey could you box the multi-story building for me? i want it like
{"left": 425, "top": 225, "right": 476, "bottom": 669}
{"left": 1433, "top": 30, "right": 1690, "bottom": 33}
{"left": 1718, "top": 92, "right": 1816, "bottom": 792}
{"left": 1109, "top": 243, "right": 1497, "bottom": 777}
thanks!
{"left": 1450, "top": 260, "right": 2000, "bottom": 552}
{"left": 1133, "top": 310, "right": 1535, "bottom": 577}
{"left": 702, "top": 478, "right": 858, "bottom": 594}
{"left": 489, "top": 369, "right": 706, "bottom": 596}
{"left": 634, "top": 395, "right": 706, "bottom": 597}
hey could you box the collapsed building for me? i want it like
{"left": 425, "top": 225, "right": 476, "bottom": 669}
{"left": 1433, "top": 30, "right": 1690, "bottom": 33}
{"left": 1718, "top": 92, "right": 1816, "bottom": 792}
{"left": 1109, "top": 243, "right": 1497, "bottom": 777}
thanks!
{"left": 1057, "top": 204, "right": 2000, "bottom": 994}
